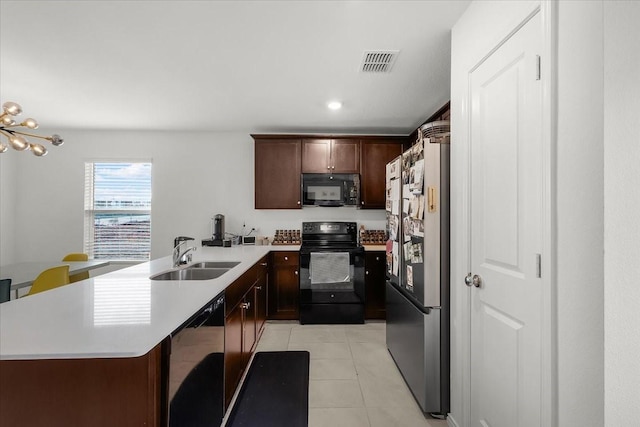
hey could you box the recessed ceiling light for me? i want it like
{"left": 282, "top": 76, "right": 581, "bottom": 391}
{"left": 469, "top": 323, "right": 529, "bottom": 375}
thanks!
{"left": 327, "top": 101, "right": 342, "bottom": 110}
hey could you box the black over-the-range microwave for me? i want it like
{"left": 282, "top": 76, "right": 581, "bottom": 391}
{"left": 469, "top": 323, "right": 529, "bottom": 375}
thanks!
{"left": 301, "top": 173, "right": 360, "bottom": 207}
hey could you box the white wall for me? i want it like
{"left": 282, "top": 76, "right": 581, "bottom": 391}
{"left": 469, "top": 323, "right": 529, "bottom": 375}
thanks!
{"left": 1, "top": 130, "right": 386, "bottom": 264}
{"left": 556, "top": 1, "right": 604, "bottom": 425}
{"left": 603, "top": 2, "right": 640, "bottom": 424}
{"left": 0, "top": 154, "right": 17, "bottom": 264}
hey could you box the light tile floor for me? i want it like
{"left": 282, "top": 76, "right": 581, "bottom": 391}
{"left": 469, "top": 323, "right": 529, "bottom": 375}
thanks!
{"left": 253, "top": 320, "right": 448, "bottom": 427}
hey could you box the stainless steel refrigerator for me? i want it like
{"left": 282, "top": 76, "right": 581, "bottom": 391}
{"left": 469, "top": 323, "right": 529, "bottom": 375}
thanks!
{"left": 385, "top": 139, "right": 450, "bottom": 417}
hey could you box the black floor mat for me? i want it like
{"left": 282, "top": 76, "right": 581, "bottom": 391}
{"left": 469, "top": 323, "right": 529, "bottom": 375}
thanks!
{"left": 226, "top": 351, "right": 310, "bottom": 427}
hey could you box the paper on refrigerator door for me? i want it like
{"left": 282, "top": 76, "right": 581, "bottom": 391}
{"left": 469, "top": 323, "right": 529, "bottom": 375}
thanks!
{"left": 390, "top": 179, "right": 401, "bottom": 214}
{"left": 387, "top": 157, "right": 401, "bottom": 179}
{"left": 392, "top": 241, "right": 399, "bottom": 276}
{"left": 410, "top": 159, "right": 425, "bottom": 193}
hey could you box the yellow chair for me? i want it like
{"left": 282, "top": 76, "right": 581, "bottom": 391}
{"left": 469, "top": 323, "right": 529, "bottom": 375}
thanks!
{"left": 27, "top": 265, "right": 70, "bottom": 296}
{"left": 62, "top": 253, "right": 90, "bottom": 283}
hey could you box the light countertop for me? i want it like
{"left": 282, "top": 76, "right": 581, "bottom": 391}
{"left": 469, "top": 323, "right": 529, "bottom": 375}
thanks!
{"left": 0, "top": 245, "right": 298, "bottom": 361}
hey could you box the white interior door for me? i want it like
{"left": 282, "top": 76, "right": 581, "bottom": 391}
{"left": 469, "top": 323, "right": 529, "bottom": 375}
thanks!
{"left": 468, "top": 11, "right": 543, "bottom": 427}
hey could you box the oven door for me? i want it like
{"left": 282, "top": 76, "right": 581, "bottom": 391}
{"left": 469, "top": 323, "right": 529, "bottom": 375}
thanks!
{"left": 299, "top": 246, "right": 365, "bottom": 304}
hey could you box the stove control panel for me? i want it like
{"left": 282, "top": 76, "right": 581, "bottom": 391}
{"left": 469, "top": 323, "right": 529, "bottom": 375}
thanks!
{"left": 302, "top": 221, "right": 357, "bottom": 235}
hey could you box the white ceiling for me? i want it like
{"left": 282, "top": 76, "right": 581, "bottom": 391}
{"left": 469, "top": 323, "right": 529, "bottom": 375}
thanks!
{"left": 0, "top": 1, "right": 470, "bottom": 135}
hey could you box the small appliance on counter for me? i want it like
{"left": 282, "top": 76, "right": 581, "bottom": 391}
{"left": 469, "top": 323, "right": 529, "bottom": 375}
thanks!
{"left": 202, "top": 214, "right": 225, "bottom": 247}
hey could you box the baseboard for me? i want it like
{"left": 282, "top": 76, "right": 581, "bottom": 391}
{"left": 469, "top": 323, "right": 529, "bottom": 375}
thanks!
{"left": 447, "top": 414, "right": 460, "bottom": 427}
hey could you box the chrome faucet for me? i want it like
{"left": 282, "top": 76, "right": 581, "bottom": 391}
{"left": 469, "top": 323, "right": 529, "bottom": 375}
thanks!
{"left": 173, "top": 236, "right": 196, "bottom": 267}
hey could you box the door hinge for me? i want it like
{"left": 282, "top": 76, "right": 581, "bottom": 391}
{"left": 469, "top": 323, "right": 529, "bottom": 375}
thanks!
{"left": 535, "top": 55, "right": 541, "bottom": 80}
{"left": 536, "top": 253, "right": 542, "bottom": 278}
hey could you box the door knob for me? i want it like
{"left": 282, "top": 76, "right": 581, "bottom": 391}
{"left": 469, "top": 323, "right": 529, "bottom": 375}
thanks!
{"left": 464, "top": 273, "right": 473, "bottom": 287}
{"left": 464, "top": 273, "right": 482, "bottom": 288}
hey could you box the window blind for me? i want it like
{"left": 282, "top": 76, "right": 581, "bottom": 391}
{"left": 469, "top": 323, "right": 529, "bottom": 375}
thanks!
{"left": 84, "top": 162, "right": 152, "bottom": 261}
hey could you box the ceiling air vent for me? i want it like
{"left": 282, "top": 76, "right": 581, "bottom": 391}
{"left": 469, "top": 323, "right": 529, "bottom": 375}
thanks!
{"left": 360, "top": 50, "right": 399, "bottom": 73}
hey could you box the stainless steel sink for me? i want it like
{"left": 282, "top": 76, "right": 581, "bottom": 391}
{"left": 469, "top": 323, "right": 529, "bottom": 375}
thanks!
{"left": 150, "top": 268, "right": 229, "bottom": 281}
{"left": 189, "top": 261, "right": 241, "bottom": 269}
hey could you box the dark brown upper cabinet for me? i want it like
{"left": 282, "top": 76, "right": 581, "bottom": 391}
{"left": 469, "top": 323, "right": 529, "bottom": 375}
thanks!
{"left": 302, "top": 138, "right": 359, "bottom": 174}
{"left": 253, "top": 137, "right": 302, "bottom": 209}
{"left": 359, "top": 138, "right": 406, "bottom": 209}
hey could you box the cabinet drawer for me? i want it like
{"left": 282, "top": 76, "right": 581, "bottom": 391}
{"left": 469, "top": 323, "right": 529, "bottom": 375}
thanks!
{"left": 271, "top": 251, "right": 299, "bottom": 266}
{"left": 226, "top": 264, "right": 258, "bottom": 316}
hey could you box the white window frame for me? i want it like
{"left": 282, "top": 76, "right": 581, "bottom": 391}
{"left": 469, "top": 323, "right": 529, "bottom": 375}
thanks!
{"left": 84, "top": 160, "right": 152, "bottom": 261}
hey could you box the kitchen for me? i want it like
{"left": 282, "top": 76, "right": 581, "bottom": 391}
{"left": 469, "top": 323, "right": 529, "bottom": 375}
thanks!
{"left": 1, "top": 1, "right": 639, "bottom": 427}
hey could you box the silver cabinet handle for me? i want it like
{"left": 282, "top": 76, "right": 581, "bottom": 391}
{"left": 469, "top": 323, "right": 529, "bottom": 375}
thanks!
{"left": 255, "top": 286, "right": 262, "bottom": 290}
{"left": 241, "top": 302, "right": 251, "bottom": 310}
{"left": 294, "top": 271, "right": 298, "bottom": 275}
{"left": 365, "top": 271, "right": 369, "bottom": 275}
{"left": 260, "top": 263, "right": 267, "bottom": 266}
{"left": 284, "top": 256, "right": 288, "bottom": 261}
{"left": 297, "top": 200, "right": 301, "bottom": 205}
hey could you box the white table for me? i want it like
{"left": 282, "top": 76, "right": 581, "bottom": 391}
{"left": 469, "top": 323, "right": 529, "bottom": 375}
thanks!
{"left": 0, "top": 260, "right": 111, "bottom": 296}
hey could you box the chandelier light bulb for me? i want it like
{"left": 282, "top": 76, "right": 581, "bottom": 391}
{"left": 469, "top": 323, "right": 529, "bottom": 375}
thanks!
{"left": 22, "top": 118, "right": 39, "bottom": 129}
{"left": 30, "top": 143, "right": 48, "bottom": 156}
{"left": 50, "top": 134, "right": 64, "bottom": 146}
{"left": 2, "top": 101, "right": 22, "bottom": 116}
{"left": 8, "top": 135, "right": 29, "bottom": 151}
{"left": 0, "top": 100, "right": 63, "bottom": 156}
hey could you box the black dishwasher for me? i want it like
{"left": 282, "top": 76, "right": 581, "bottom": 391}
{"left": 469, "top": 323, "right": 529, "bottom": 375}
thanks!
{"left": 168, "top": 293, "right": 225, "bottom": 427}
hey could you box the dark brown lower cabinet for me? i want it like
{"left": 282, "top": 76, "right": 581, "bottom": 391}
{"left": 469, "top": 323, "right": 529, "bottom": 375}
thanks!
{"left": 255, "top": 258, "right": 268, "bottom": 335}
{"left": 268, "top": 251, "right": 300, "bottom": 320}
{"left": 224, "top": 256, "right": 268, "bottom": 407}
{"left": 224, "top": 301, "right": 245, "bottom": 408}
{"left": 365, "top": 251, "right": 387, "bottom": 319}
{"left": 0, "top": 344, "right": 163, "bottom": 427}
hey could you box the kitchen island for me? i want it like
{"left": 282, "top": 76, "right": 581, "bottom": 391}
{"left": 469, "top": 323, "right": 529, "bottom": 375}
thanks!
{"left": 0, "top": 245, "right": 298, "bottom": 427}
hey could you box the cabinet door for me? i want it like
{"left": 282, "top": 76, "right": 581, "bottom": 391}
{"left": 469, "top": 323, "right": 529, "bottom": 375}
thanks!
{"left": 302, "top": 138, "right": 360, "bottom": 173}
{"left": 302, "top": 139, "right": 331, "bottom": 173}
{"left": 365, "top": 251, "right": 387, "bottom": 319}
{"left": 360, "top": 140, "right": 405, "bottom": 209}
{"left": 242, "top": 290, "right": 256, "bottom": 362}
{"left": 254, "top": 138, "right": 302, "bottom": 209}
{"left": 331, "top": 139, "right": 360, "bottom": 173}
{"left": 254, "top": 259, "right": 268, "bottom": 339}
{"left": 224, "top": 305, "right": 244, "bottom": 408}
{"left": 268, "top": 252, "right": 300, "bottom": 320}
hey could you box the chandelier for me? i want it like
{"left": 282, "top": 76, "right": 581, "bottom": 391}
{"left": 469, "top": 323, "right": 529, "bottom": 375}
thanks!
{"left": 0, "top": 101, "right": 64, "bottom": 156}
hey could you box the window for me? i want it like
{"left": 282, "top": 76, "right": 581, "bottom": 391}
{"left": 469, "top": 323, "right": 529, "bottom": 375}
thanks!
{"left": 84, "top": 162, "right": 152, "bottom": 261}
